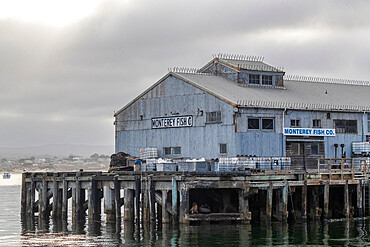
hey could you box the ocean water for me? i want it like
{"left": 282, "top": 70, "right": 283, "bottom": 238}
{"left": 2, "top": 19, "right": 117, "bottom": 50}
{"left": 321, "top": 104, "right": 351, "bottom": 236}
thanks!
{"left": 1, "top": 174, "right": 370, "bottom": 246}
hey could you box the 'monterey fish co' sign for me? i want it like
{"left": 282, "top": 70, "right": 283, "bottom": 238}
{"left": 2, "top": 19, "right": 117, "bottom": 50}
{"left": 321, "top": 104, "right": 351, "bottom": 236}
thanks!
{"left": 284, "top": 128, "right": 336, "bottom": 136}
{"left": 152, "top": 116, "right": 193, "bottom": 129}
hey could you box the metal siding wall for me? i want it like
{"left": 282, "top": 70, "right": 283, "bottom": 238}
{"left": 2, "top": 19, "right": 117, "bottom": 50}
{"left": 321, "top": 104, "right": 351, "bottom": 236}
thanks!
{"left": 236, "top": 132, "right": 283, "bottom": 156}
{"left": 115, "top": 75, "right": 236, "bottom": 159}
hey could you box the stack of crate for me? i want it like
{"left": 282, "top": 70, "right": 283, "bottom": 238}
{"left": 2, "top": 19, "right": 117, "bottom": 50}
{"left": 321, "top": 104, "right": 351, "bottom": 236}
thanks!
{"left": 352, "top": 142, "right": 370, "bottom": 168}
{"left": 139, "top": 147, "right": 158, "bottom": 161}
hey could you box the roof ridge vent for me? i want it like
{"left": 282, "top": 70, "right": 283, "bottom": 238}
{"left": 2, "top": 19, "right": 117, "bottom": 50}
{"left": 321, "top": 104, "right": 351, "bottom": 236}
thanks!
{"left": 284, "top": 75, "right": 370, "bottom": 86}
{"left": 168, "top": 67, "right": 212, "bottom": 75}
{"left": 212, "top": 53, "right": 264, "bottom": 62}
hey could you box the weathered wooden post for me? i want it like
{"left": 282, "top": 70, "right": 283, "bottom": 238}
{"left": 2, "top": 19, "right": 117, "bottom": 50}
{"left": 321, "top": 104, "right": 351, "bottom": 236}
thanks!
{"left": 114, "top": 175, "right": 121, "bottom": 223}
{"left": 62, "top": 174, "right": 68, "bottom": 221}
{"left": 29, "top": 174, "right": 36, "bottom": 216}
{"left": 162, "top": 190, "right": 170, "bottom": 224}
{"left": 72, "top": 172, "right": 82, "bottom": 223}
{"left": 172, "top": 177, "right": 178, "bottom": 223}
{"left": 344, "top": 181, "right": 349, "bottom": 218}
{"left": 357, "top": 180, "right": 363, "bottom": 217}
{"left": 148, "top": 176, "right": 156, "bottom": 223}
{"left": 135, "top": 177, "right": 141, "bottom": 224}
{"left": 266, "top": 182, "right": 273, "bottom": 221}
{"left": 88, "top": 175, "right": 99, "bottom": 221}
{"left": 142, "top": 178, "right": 150, "bottom": 223}
{"left": 52, "top": 173, "right": 62, "bottom": 218}
{"left": 40, "top": 174, "right": 49, "bottom": 218}
{"left": 21, "top": 173, "right": 27, "bottom": 216}
{"left": 302, "top": 181, "right": 307, "bottom": 220}
{"left": 104, "top": 181, "right": 116, "bottom": 222}
{"left": 179, "top": 182, "right": 189, "bottom": 224}
{"left": 323, "top": 182, "right": 330, "bottom": 219}
{"left": 239, "top": 187, "right": 250, "bottom": 223}
{"left": 124, "top": 188, "right": 134, "bottom": 221}
{"left": 282, "top": 182, "right": 288, "bottom": 221}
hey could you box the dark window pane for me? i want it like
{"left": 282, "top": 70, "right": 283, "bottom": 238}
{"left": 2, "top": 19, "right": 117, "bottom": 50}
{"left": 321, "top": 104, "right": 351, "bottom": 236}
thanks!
{"left": 262, "top": 118, "right": 274, "bottom": 130}
{"left": 249, "top": 74, "right": 260, "bottom": 84}
{"left": 311, "top": 143, "right": 319, "bottom": 155}
{"left": 206, "top": 111, "right": 222, "bottom": 123}
{"left": 313, "top": 119, "right": 321, "bottom": 128}
{"left": 163, "top": 147, "right": 171, "bottom": 155}
{"left": 262, "top": 75, "right": 273, "bottom": 85}
{"left": 248, "top": 118, "right": 260, "bottom": 129}
{"left": 220, "top": 144, "right": 227, "bottom": 154}
{"left": 173, "top": 147, "right": 181, "bottom": 155}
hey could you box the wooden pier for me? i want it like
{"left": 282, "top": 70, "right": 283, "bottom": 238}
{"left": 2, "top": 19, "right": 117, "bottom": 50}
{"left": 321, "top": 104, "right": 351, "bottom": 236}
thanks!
{"left": 21, "top": 159, "right": 370, "bottom": 227}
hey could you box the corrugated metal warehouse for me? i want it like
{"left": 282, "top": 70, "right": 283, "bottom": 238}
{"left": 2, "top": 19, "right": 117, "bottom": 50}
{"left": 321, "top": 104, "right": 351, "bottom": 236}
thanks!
{"left": 114, "top": 54, "right": 370, "bottom": 170}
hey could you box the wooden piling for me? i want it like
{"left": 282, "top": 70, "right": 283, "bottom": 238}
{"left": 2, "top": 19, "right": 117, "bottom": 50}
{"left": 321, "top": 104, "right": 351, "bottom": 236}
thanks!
{"left": 148, "top": 176, "right": 156, "bottom": 223}
{"left": 357, "top": 181, "right": 363, "bottom": 217}
{"left": 135, "top": 177, "right": 141, "bottom": 224}
{"left": 88, "top": 176, "right": 99, "bottom": 221}
{"left": 172, "top": 177, "right": 178, "bottom": 223}
{"left": 21, "top": 173, "right": 27, "bottom": 216}
{"left": 282, "top": 182, "right": 288, "bottom": 221}
{"left": 52, "top": 174, "right": 60, "bottom": 218}
{"left": 266, "top": 182, "right": 273, "bottom": 221}
{"left": 302, "top": 180, "right": 307, "bottom": 220}
{"left": 114, "top": 176, "right": 121, "bottom": 223}
{"left": 323, "top": 182, "right": 329, "bottom": 219}
{"left": 104, "top": 182, "right": 115, "bottom": 222}
{"left": 179, "top": 182, "right": 188, "bottom": 224}
{"left": 62, "top": 175, "right": 68, "bottom": 221}
{"left": 238, "top": 187, "right": 250, "bottom": 223}
{"left": 29, "top": 175, "right": 35, "bottom": 216}
{"left": 162, "top": 190, "right": 170, "bottom": 224}
{"left": 344, "top": 181, "right": 349, "bottom": 218}
{"left": 142, "top": 178, "right": 150, "bottom": 223}
{"left": 74, "top": 174, "right": 82, "bottom": 221}
{"left": 124, "top": 189, "right": 134, "bottom": 221}
{"left": 40, "top": 174, "right": 49, "bottom": 218}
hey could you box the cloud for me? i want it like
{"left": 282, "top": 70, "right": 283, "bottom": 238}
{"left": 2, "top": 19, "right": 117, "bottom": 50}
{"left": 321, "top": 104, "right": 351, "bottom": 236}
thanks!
{"left": 0, "top": 0, "right": 370, "bottom": 147}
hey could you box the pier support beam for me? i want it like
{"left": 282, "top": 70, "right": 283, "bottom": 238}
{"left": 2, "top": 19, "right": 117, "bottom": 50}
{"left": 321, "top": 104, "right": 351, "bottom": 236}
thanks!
{"left": 323, "top": 182, "right": 330, "bottom": 219}
{"left": 239, "top": 187, "right": 250, "bottom": 223}
{"left": 266, "top": 182, "right": 273, "bottom": 221}
{"left": 162, "top": 190, "right": 170, "bottom": 224}
{"left": 124, "top": 189, "right": 134, "bottom": 222}
{"left": 172, "top": 177, "right": 178, "bottom": 223}
{"left": 62, "top": 175, "right": 68, "bottom": 221}
{"left": 179, "top": 182, "right": 189, "bottom": 224}
{"left": 302, "top": 181, "right": 307, "bottom": 220}
{"left": 282, "top": 182, "right": 288, "bottom": 221}
{"left": 135, "top": 178, "right": 141, "bottom": 224}
{"left": 357, "top": 181, "right": 363, "bottom": 217}
{"left": 88, "top": 176, "right": 99, "bottom": 221}
{"left": 310, "top": 187, "right": 320, "bottom": 220}
{"left": 148, "top": 176, "right": 156, "bottom": 223}
{"left": 21, "top": 173, "right": 27, "bottom": 216}
{"left": 39, "top": 174, "right": 49, "bottom": 219}
{"left": 142, "top": 178, "right": 150, "bottom": 223}
{"left": 114, "top": 176, "right": 121, "bottom": 223}
{"left": 72, "top": 174, "right": 82, "bottom": 223}
{"left": 104, "top": 182, "right": 115, "bottom": 222}
{"left": 344, "top": 181, "right": 349, "bottom": 218}
{"left": 52, "top": 174, "right": 62, "bottom": 218}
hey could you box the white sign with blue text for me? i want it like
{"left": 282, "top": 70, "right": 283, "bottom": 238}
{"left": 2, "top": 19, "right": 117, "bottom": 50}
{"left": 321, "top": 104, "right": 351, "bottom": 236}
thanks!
{"left": 284, "top": 128, "right": 336, "bottom": 137}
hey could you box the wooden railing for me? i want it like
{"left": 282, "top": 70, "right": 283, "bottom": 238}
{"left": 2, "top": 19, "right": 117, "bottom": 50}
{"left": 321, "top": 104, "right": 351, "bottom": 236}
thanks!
{"left": 318, "top": 158, "right": 354, "bottom": 180}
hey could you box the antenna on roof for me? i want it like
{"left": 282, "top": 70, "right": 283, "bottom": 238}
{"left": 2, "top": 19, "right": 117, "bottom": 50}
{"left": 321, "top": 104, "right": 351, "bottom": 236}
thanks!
{"left": 214, "top": 53, "right": 265, "bottom": 62}
{"left": 168, "top": 67, "right": 212, "bottom": 75}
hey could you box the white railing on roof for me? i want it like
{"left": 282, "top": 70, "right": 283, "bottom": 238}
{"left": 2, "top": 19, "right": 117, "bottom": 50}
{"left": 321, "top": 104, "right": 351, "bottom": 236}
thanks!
{"left": 285, "top": 75, "right": 370, "bottom": 86}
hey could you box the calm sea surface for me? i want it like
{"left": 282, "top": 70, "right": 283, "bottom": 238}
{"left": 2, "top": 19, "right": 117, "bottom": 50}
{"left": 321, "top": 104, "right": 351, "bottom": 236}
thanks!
{"left": 2, "top": 174, "right": 370, "bottom": 246}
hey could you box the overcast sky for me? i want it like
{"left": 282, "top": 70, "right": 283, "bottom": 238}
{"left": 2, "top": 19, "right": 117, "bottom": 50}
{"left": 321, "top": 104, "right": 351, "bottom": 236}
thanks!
{"left": 1, "top": 0, "right": 370, "bottom": 147}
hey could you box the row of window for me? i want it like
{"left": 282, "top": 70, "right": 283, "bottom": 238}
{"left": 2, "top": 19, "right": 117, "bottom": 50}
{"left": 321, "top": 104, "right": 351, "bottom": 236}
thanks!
{"left": 163, "top": 144, "right": 227, "bottom": 156}
{"left": 249, "top": 74, "right": 273, "bottom": 85}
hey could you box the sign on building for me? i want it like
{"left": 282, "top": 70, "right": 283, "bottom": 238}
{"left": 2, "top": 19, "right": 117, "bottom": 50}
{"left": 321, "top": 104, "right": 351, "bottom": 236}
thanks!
{"left": 151, "top": 115, "right": 193, "bottom": 129}
{"left": 284, "top": 128, "right": 335, "bottom": 137}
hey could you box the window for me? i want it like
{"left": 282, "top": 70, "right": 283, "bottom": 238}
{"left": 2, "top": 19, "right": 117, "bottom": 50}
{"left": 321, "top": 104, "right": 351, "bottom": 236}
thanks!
{"left": 206, "top": 111, "right": 222, "bottom": 123}
{"left": 248, "top": 117, "right": 274, "bottom": 131}
{"left": 262, "top": 118, "right": 274, "bottom": 130}
{"left": 368, "top": 113, "right": 370, "bottom": 132}
{"left": 163, "top": 147, "right": 181, "bottom": 155}
{"left": 291, "top": 143, "right": 301, "bottom": 155}
{"left": 311, "top": 143, "right": 319, "bottom": 155}
{"left": 220, "top": 144, "right": 227, "bottom": 154}
{"left": 262, "top": 75, "right": 273, "bottom": 85}
{"left": 249, "top": 74, "right": 260, "bottom": 84}
{"left": 313, "top": 119, "right": 321, "bottom": 128}
{"left": 334, "top": 120, "right": 357, "bottom": 134}
{"left": 248, "top": 118, "right": 260, "bottom": 129}
{"left": 290, "top": 119, "right": 301, "bottom": 127}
